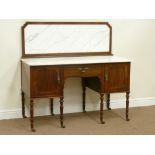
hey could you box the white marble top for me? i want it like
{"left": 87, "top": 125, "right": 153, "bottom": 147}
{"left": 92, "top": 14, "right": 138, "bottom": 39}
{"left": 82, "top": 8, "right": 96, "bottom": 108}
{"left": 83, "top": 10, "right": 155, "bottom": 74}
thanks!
{"left": 21, "top": 56, "right": 132, "bottom": 66}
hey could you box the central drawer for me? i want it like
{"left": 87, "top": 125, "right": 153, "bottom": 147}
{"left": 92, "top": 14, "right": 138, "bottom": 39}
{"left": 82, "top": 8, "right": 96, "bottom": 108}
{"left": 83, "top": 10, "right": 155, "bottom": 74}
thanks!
{"left": 64, "top": 64, "right": 102, "bottom": 77}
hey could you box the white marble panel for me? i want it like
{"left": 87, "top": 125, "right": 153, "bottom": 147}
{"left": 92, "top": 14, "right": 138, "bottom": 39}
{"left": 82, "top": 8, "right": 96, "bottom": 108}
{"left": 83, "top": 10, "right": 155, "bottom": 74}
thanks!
{"left": 21, "top": 56, "right": 132, "bottom": 66}
{"left": 25, "top": 25, "right": 110, "bottom": 54}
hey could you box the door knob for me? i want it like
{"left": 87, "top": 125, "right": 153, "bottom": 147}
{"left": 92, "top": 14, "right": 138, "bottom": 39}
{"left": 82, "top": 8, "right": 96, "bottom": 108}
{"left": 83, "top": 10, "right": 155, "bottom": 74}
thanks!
{"left": 105, "top": 73, "right": 108, "bottom": 81}
{"left": 57, "top": 71, "right": 60, "bottom": 84}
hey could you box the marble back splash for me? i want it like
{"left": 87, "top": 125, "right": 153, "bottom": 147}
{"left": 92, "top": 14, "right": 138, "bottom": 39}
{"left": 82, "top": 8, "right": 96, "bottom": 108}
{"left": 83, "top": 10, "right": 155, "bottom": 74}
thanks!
{"left": 25, "top": 25, "right": 110, "bottom": 54}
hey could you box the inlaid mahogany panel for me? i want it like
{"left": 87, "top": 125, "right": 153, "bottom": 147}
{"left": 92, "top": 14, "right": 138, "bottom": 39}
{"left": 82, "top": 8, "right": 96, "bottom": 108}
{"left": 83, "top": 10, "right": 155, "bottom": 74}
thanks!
{"left": 64, "top": 64, "right": 102, "bottom": 78}
{"left": 30, "top": 66, "right": 62, "bottom": 98}
{"left": 103, "top": 63, "right": 130, "bottom": 93}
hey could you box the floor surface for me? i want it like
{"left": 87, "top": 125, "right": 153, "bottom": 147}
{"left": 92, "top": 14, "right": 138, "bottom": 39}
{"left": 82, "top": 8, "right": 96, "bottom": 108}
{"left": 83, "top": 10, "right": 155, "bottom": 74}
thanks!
{"left": 0, "top": 106, "right": 155, "bottom": 135}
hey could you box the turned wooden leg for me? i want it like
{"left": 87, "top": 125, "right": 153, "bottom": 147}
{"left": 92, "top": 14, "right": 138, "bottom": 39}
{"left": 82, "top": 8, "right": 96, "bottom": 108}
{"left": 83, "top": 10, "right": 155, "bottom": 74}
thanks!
{"left": 82, "top": 78, "right": 86, "bottom": 113}
{"left": 30, "top": 99, "right": 36, "bottom": 132}
{"left": 107, "top": 93, "right": 111, "bottom": 110}
{"left": 100, "top": 93, "right": 105, "bottom": 124}
{"left": 50, "top": 98, "right": 54, "bottom": 116}
{"left": 126, "top": 92, "right": 130, "bottom": 121}
{"left": 60, "top": 97, "right": 65, "bottom": 128}
{"left": 21, "top": 91, "right": 27, "bottom": 118}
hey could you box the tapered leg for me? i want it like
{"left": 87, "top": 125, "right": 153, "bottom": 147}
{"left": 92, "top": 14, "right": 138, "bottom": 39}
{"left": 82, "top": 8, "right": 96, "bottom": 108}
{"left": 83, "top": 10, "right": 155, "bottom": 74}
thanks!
{"left": 50, "top": 98, "right": 54, "bottom": 116}
{"left": 82, "top": 78, "right": 86, "bottom": 113}
{"left": 100, "top": 93, "right": 105, "bottom": 124}
{"left": 21, "top": 91, "right": 26, "bottom": 118}
{"left": 107, "top": 93, "right": 111, "bottom": 110}
{"left": 30, "top": 99, "right": 36, "bottom": 132}
{"left": 126, "top": 92, "right": 130, "bottom": 121}
{"left": 60, "top": 97, "right": 65, "bottom": 128}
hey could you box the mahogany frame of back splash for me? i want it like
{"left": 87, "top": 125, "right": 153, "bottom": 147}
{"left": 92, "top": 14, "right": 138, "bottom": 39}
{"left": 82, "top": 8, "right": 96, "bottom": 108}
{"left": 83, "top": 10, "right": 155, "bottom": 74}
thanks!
{"left": 21, "top": 21, "right": 113, "bottom": 58}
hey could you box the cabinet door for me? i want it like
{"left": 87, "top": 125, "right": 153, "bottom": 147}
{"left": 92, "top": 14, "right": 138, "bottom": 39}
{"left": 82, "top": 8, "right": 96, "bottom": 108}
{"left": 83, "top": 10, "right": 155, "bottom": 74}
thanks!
{"left": 104, "top": 63, "right": 130, "bottom": 93}
{"left": 30, "top": 66, "right": 61, "bottom": 98}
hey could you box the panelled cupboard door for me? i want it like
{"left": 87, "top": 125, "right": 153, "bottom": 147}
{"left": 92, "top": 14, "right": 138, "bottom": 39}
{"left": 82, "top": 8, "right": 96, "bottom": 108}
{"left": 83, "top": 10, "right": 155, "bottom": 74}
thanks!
{"left": 30, "top": 66, "right": 61, "bottom": 98}
{"left": 104, "top": 63, "right": 130, "bottom": 93}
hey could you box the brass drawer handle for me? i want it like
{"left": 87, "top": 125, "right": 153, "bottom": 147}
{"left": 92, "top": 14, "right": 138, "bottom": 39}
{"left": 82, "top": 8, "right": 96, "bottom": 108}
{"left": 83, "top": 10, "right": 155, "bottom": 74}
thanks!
{"left": 78, "top": 67, "right": 89, "bottom": 73}
{"left": 78, "top": 68, "right": 83, "bottom": 71}
{"left": 81, "top": 70, "right": 86, "bottom": 73}
{"left": 57, "top": 71, "right": 60, "bottom": 84}
{"left": 83, "top": 67, "right": 89, "bottom": 70}
{"left": 105, "top": 73, "right": 108, "bottom": 81}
